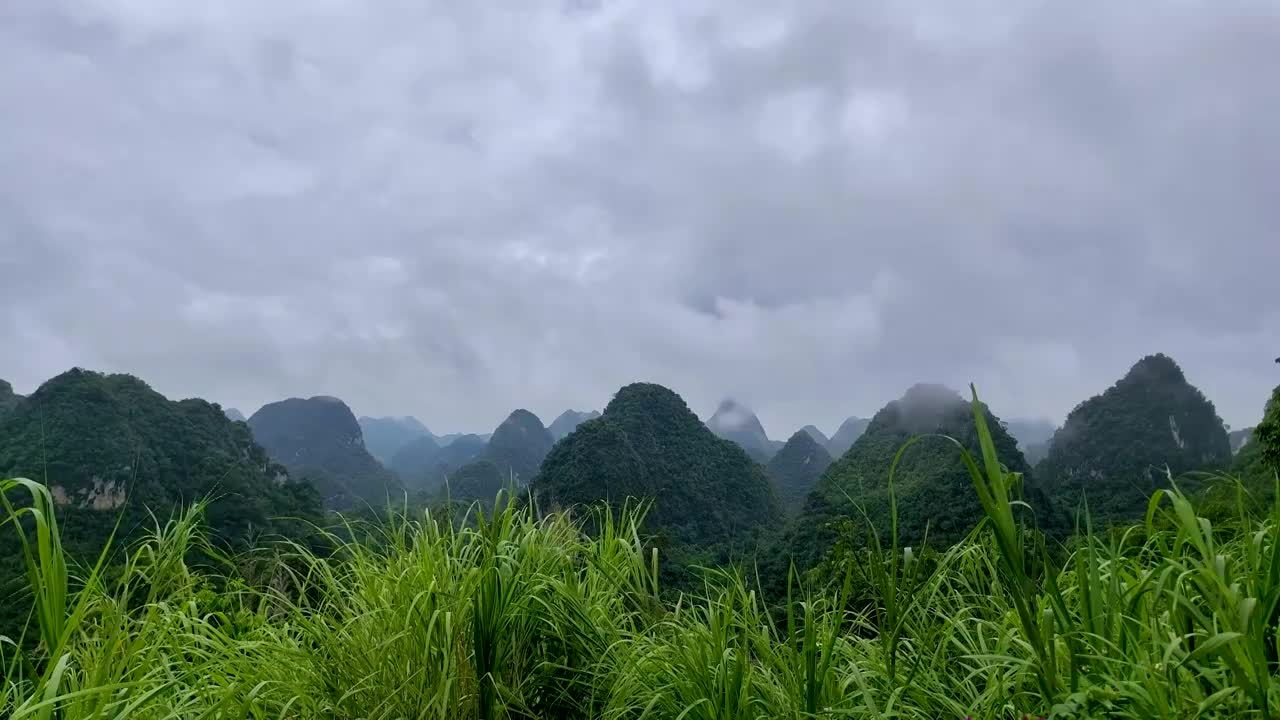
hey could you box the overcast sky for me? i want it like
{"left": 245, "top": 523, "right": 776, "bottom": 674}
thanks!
{"left": 2, "top": 0, "right": 1278, "bottom": 438}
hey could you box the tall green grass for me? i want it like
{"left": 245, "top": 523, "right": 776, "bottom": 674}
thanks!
{"left": 2, "top": 389, "right": 1278, "bottom": 718}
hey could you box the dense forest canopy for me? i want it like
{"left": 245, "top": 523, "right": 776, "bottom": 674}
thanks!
{"left": 1, "top": 360, "right": 1277, "bottom": 718}
{"left": 533, "top": 383, "right": 781, "bottom": 549}
{"left": 766, "top": 430, "right": 833, "bottom": 514}
{"left": 0, "top": 369, "right": 321, "bottom": 633}
{"left": 481, "top": 409, "right": 554, "bottom": 485}
{"left": 0, "top": 379, "right": 22, "bottom": 418}
{"left": 775, "top": 383, "right": 1062, "bottom": 576}
{"left": 1035, "top": 353, "right": 1231, "bottom": 523}
{"left": 248, "top": 396, "right": 401, "bottom": 510}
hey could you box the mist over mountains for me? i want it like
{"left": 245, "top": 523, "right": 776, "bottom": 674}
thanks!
{"left": 3, "top": 349, "right": 1273, "bottom": 609}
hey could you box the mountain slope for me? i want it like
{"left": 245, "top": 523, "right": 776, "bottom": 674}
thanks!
{"left": 358, "top": 416, "right": 432, "bottom": 466}
{"left": 767, "top": 431, "right": 833, "bottom": 513}
{"left": 706, "top": 398, "right": 780, "bottom": 462}
{"left": 791, "top": 384, "right": 1061, "bottom": 567}
{"left": 0, "top": 379, "right": 22, "bottom": 417}
{"left": 1230, "top": 427, "right": 1255, "bottom": 455}
{"left": 0, "top": 368, "right": 319, "bottom": 549}
{"left": 249, "top": 397, "right": 401, "bottom": 509}
{"left": 549, "top": 410, "right": 601, "bottom": 441}
{"left": 1005, "top": 418, "right": 1056, "bottom": 464}
{"left": 482, "top": 409, "right": 554, "bottom": 485}
{"left": 534, "top": 383, "right": 781, "bottom": 548}
{"left": 389, "top": 433, "right": 487, "bottom": 493}
{"left": 800, "top": 425, "right": 830, "bottom": 446}
{"left": 1035, "top": 354, "right": 1231, "bottom": 523}
{"left": 827, "top": 416, "right": 871, "bottom": 457}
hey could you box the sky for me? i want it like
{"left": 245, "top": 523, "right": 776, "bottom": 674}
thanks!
{"left": 2, "top": 0, "right": 1278, "bottom": 439}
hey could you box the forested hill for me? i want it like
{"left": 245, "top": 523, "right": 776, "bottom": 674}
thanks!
{"left": 1230, "top": 385, "right": 1280, "bottom": 499}
{"left": 0, "top": 368, "right": 320, "bottom": 551}
{"left": 480, "top": 409, "right": 554, "bottom": 485}
{"left": 789, "top": 383, "right": 1060, "bottom": 569}
{"left": 533, "top": 383, "right": 781, "bottom": 548}
{"left": 549, "top": 410, "right": 601, "bottom": 441}
{"left": 826, "top": 416, "right": 871, "bottom": 457}
{"left": 1035, "top": 354, "right": 1231, "bottom": 523}
{"left": 0, "top": 380, "right": 22, "bottom": 417}
{"left": 766, "top": 430, "right": 833, "bottom": 513}
{"left": 358, "top": 416, "right": 432, "bottom": 466}
{"left": 249, "top": 396, "right": 401, "bottom": 509}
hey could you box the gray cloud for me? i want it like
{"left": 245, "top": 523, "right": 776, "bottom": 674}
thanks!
{"left": 2, "top": 0, "right": 1277, "bottom": 438}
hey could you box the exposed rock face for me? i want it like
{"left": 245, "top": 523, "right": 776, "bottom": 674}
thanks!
{"left": 0, "top": 368, "right": 319, "bottom": 563}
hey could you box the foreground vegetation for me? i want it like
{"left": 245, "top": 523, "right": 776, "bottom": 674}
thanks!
{"left": 3, "top": 390, "right": 1280, "bottom": 719}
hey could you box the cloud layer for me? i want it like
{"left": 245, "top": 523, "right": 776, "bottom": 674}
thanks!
{"left": 2, "top": 0, "right": 1277, "bottom": 436}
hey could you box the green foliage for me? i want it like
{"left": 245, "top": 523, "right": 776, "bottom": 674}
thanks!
{"left": 1257, "top": 384, "right": 1280, "bottom": 475}
{"left": 0, "top": 369, "right": 321, "bottom": 641}
{"left": 0, "top": 380, "right": 21, "bottom": 417}
{"left": 447, "top": 459, "right": 508, "bottom": 502}
{"left": 766, "top": 430, "right": 833, "bottom": 514}
{"left": 785, "top": 384, "right": 1060, "bottom": 576}
{"left": 249, "top": 395, "right": 402, "bottom": 509}
{"left": 482, "top": 409, "right": 554, "bottom": 486}
{"left": 533, "top": 383, "right": 782, "bottom": 551}
{"left": 9, "top": 401, "right": 1280, "bottom": 720}
{"left": 1036, "top": 353, "right": 1232, "bottom": 524}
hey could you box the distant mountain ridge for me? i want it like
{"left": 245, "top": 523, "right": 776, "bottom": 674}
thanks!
{"left": 549, "top": 410, "right": 601, "bottom": 441}
{"left": 706, "top": 398, "right": 782, "bottom": 462}
{"left": 358, "top": 415, "right": 432, "bottom": 465}
{"left": 249, "top": 396, "right": 402, "bottom": 509}
{"left": 390, "top": 433, "right": 486, "bottom": 493}
{"left": 826, "top": 416, "right": 871, "bottom": 457}
{"left": 223, "top": 407, "right": 246, "bottom": 422}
